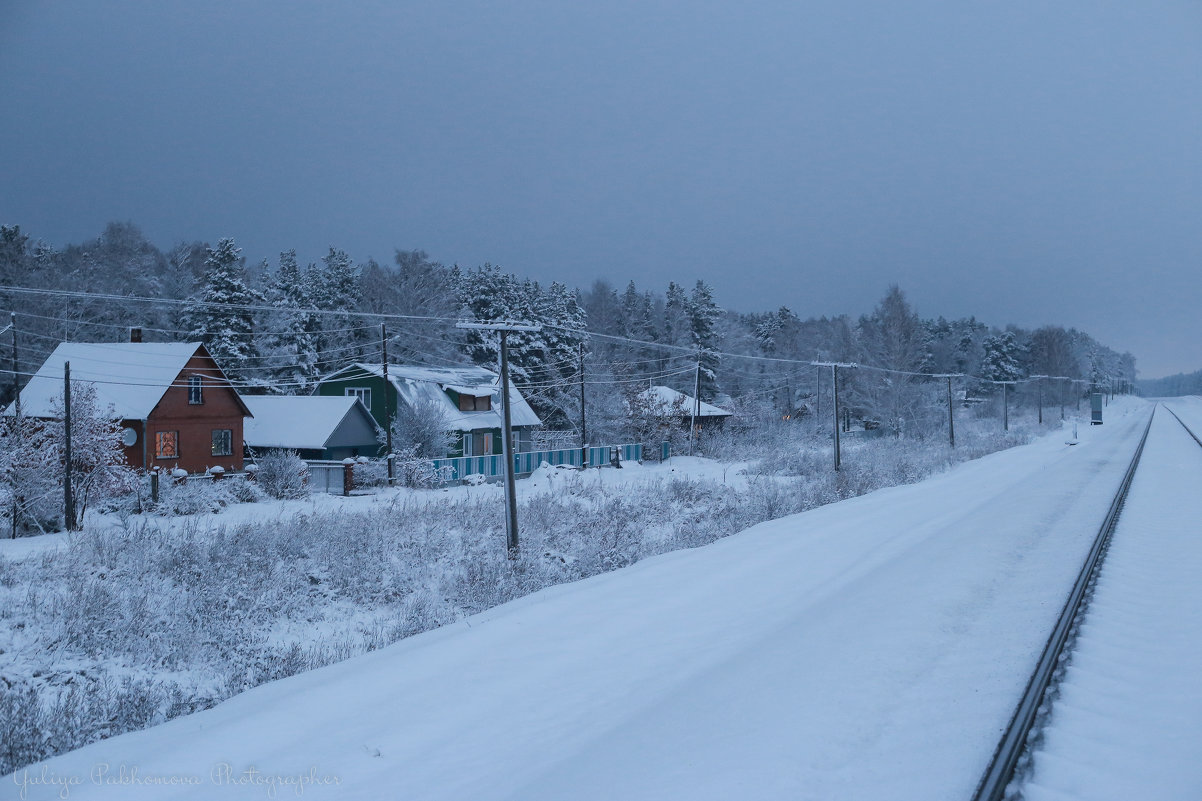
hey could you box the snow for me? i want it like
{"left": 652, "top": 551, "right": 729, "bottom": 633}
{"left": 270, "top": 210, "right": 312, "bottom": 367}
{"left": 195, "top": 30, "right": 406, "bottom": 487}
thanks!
{"left": 242, "top": 395, "right": 367, "bottom": 451}
{"left": 3, "top": 400, "right": 1160, "bottom": 800}
{"left": 638, "top": 384, "right": 731, "bottom": 417}
{"left": 3, "top": 342, "right": 205, "bottom": 420}
{"left": 1020, "top": 400, "right": 1202, "bottom": 800}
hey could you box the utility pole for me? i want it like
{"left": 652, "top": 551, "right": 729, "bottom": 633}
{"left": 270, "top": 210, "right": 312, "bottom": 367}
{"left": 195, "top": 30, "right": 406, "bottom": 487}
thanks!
{"left": 1002, "top": 382, "right": 1010, "bottom": 432}
{"left": 815, "top": 365, "right": 821, "bottom": 424}
{"left": 7, "top": 315, "right": 17, "bottom": 538}
{"left": 832, "top": 364, "right": 841, "bottom": 471}
{"left": 690, "top": 353, "right": 700, "bottom": 456}
{"left": 578, "top": 342, "right": 587, "bottom": 466}
{"left": 381, "top": 325, "right": 393, "bottom": 485}
{"left": 63, "top": 361, "right": 76, "bottom": 531}
{"left": 947, "top": 375, "right": 955, "bottom": 448}
{"left": 456, "top": 321, "right": 541, "bottom": 558}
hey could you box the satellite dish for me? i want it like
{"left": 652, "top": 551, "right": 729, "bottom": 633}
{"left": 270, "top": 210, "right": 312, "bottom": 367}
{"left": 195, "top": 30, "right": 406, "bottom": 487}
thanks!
{"left": 121, "top": 427, "right": 138, "bottom": 447}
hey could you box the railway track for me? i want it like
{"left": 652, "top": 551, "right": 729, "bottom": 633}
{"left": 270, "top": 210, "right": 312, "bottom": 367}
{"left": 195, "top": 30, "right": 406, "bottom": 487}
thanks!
{"left": 971, "top": 406, "right": 1157, "bottom": 801}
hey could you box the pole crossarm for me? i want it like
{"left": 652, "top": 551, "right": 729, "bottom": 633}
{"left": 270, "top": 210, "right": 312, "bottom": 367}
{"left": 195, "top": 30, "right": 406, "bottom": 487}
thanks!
{"left": 455, "top": 321, "right": 543, "bottom": 333}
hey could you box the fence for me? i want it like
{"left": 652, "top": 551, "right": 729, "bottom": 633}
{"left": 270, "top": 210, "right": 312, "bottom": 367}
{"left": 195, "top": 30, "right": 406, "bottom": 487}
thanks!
{"left": 298, "top": 442, "right": 662, "bottom": 494}
{"left": 433, "top": 442, "right": 645, "bottom": 483}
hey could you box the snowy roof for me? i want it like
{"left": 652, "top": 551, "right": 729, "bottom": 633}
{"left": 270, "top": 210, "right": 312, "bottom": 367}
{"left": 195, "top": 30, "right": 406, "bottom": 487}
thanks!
{"left": 332, "top": 363, "right": 542, "bottom": 431}
{"left": 637, "top": 386, "right": 732, "bottom": 418}
{"left": 5, "top": 342, "right": 235, "bottom": 421}
{"left": 242, "top": 395, "right": 376, "bottom": 451}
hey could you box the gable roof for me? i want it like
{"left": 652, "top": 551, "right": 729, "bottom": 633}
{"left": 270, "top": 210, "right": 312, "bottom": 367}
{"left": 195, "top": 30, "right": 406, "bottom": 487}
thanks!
{"left": 243, "top": 395, "right": 377, "bottom": 451}
{"left": 637, "top": 386, "right": 732, "bottom": 418}
{"left": 324, "top": 363, "right": 542, "bottom": 431}
{"left": 6, "top": 341, "right": 252, "bottom": 421}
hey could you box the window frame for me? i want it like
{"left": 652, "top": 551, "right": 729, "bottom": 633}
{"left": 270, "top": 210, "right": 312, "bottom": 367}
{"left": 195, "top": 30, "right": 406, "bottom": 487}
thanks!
{"left": 345, "top": 387, "right": 372, "bottom": 408}
{"left": 156, "top": 431, "right": 179, "bottom": 459}
{"left": 211, "top": 429, "right": 233, "bottom": 457}
{"left": 187, "top": 375, "right": 204, "bottom": 405}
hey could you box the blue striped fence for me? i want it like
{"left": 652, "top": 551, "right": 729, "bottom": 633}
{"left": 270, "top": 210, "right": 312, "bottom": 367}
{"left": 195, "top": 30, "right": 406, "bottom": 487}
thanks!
{"left": 432, "top": 442, "right": 647, "bottom": 482}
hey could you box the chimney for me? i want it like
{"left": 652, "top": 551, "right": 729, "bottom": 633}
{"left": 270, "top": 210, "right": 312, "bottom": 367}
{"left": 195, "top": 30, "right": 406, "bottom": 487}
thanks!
{"left": 129, "top": 327, "right": 143, "bottom": 343}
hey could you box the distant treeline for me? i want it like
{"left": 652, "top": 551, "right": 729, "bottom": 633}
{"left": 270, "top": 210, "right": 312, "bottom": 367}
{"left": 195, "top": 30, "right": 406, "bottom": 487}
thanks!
{"left": 0, "top": 221, "right": 1136, "bottom": 437}
{"left": 1138, "top": 371, "right": 1202, "bottom": 398}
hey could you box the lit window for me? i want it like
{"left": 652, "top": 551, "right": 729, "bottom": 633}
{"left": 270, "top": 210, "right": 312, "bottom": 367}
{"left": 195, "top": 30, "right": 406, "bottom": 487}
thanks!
{"left": 211, "top": 429, "right": 232, "bottom": 457}
{"left": 156, "top": 431, "right": 179, "bottom": 459}
{"left": 188, "top": 375, "right": 203, "bottom": 404}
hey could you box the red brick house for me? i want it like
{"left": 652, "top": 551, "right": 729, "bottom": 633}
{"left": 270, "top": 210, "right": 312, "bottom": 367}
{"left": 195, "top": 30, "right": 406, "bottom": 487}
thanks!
{"left": 7, "top": 342, "right": 251, "bottom": 474}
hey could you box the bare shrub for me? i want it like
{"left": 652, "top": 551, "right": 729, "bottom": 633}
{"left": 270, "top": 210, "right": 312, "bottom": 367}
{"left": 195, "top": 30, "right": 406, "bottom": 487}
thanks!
{"left": 252, "top": 450, "right": 310, "bottom": 499}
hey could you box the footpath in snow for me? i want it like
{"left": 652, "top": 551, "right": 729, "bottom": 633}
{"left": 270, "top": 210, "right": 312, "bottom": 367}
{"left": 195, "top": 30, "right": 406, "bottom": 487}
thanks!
{"left": 7, "top": 402, "right": 1153, "bottom": 801}
{"left": 1019, "top": 403, "right": 1202, "bottom": 801}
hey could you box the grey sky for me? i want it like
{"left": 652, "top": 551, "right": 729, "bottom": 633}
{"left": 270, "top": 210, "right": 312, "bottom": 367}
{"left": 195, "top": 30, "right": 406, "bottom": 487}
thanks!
{"left": 1, "top": 1, "right": 1199, "bottom": 377}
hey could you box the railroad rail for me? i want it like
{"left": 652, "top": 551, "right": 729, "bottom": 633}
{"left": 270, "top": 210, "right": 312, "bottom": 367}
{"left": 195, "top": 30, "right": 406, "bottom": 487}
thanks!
{"left": 971, "top": 406, "right": 1156, "bottom": 801}
{"left": 1162, "top": 403, "right": 1202, "bottom": 448}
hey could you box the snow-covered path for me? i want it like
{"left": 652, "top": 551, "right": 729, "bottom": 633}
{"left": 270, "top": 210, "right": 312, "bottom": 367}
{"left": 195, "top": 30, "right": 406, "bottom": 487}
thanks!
{"left": 1018, "top": 404, "right": 1202, "bottom": 801}
{"left": 6, "top": 404, "right": 1153, "bottom": 801}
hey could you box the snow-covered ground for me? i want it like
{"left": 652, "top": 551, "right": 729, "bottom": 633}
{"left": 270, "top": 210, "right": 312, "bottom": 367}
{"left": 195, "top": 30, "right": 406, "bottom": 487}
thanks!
{"left": 3, "top": 400, "right": 1157, "bottom": 800}
{"left": 1019, "top": 400, "right": 1202, "bottom": 801}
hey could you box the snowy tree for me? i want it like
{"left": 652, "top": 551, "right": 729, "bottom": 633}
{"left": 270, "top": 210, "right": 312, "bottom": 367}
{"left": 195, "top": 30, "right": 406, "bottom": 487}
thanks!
{"left": 387, "top": 396, "right": 454, "bottom": 459}
{"left": 980, "top": 331, "right": 1025, "bottom": 384}
{"left": 185, "top": 238, "right": 264, "bottom": 377}
{"left": 263, "top": 250, "right": 320, "bottom": 390}
{"left": 853, "top": 286, "right": 932, "bottom": 436}
{"left": 0, "top": 383, "right": 133, "bottom": 533}
{"left": 686, "top": 281, "right": 723, "bottom": 401}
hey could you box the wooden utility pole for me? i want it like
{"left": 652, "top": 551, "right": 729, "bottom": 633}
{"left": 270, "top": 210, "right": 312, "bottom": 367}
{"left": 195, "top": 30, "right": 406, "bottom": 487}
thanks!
{"left": 815, "top": 365, "right": 821, "bottom": 424}
{"left": 689, "top": 354, "right": 700, "bottom": 456}
{"left": 1000, "top": 380, "right": 1009, "bottom": 430}
{"left": 381, "top": 325, "right": 393, "bottom": 485}
{"left": 63, "top": 361, "right": 76, "bottom": 531}
{"left": 947, "top": 375, "right": 955, "bottom": 448}
{"left": 832, "top": 364, "right": 841, "bottom": 471}
{"left": 456, "top": 321, "right": 541, "bottom": 558}
{"left": 578, "top": 343, "right": 587, "bottom": 466}
{"left": 8, "top": 314, "right": 18, "bottom": 538}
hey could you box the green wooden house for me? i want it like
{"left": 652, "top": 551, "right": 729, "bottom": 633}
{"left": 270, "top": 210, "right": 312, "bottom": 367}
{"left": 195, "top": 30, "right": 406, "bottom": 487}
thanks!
{"left": 315, "top": 363, "right": 541, "bottom": 457}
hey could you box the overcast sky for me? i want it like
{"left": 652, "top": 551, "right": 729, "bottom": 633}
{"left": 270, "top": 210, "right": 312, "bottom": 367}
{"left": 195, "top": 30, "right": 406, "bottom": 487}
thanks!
{"left": 1, "top": 1, "right": 1199, "bottom": 377}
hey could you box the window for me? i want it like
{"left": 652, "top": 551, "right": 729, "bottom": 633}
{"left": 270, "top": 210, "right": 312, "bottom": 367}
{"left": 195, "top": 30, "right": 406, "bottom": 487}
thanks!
{"left": 188, "top": 375, "right": 203, "bottom": 404}
{"left": 458, "top": 394, "right": 491, "bottom": 411}
{"left": 470, "top": 432, "right": 493, "bottom": 456}
{"left": 211, "top": 429, "right": 232, "bottom": 457}
{"left": 156, "top": 431, "right": 179, "bottom": 459}
{"left": 346, "top": 387, "right": 371, "bottom": 407}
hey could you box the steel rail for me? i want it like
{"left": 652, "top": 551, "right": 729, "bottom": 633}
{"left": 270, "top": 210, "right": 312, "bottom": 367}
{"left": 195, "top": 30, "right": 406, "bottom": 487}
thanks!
{"left": 1162, "top": 404, "right": 1202, "bottom": 449}
{"left": 971, "top": 406, "right": 1156, "bottom": 801}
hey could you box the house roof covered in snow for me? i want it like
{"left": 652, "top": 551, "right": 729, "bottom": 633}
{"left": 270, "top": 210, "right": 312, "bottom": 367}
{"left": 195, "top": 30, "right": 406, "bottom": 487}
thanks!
{"left": 242, "top": 395, "right": 378, "bottom": 451}
{"left": 637, "top": 386, "right": 732, "bottom": 418}
{"left": 326, "top": 363, "right": 542, "bottom": 431}
{"left": 5, "top": 341, "right": 249, "bottom": 421}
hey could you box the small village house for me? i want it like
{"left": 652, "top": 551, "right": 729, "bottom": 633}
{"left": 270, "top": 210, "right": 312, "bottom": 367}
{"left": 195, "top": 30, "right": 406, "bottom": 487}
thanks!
{"left": 635, "top": 385, "right": 732, "bottom": 431}
{"left": 6, "top": 342, "right": 251, "bottom": 474}
{"left": 242, "top": 395, "right": 379, "bottom": 461}
{"left": 316, "top": 363, "right": 541, "bottom": 457}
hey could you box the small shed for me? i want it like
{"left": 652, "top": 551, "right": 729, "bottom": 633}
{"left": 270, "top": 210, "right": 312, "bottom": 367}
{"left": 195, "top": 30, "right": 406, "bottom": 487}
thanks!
{"left": 242, "top": 395, "right": 381, "bottom": 460}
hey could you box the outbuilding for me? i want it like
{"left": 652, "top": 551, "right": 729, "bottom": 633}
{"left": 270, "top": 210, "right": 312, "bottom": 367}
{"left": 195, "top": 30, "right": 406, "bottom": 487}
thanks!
{"left": 242, "top": 395, "right": 380, "bottom": 460}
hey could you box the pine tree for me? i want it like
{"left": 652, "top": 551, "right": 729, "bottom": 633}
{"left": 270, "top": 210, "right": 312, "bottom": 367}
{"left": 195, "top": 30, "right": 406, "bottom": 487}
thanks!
{"left": 981, "top": 331, "right": 1025, "bottom": 384}
{"left": 688, "top": 280, "right": 722, "bottom": 400}
{"left": 185, "top": 238, "right": 264, "bottom": 377}
{"left": 264, "top": 250, "right": 320, "bottom": 390}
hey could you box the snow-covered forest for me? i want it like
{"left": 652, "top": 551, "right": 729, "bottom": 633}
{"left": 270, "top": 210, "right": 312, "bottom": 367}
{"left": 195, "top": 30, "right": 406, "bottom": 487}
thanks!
{"left": 0, "top": 221, "right": 1137, "bottom": 438}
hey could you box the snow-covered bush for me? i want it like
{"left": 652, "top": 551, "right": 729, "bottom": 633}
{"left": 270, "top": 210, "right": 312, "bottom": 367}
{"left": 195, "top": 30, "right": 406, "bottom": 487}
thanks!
{"left": 386, "top": 396, "right": 454, "bottom": 459}
{"left": 253, "top": 449, "right": 310, "bottom": 499}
